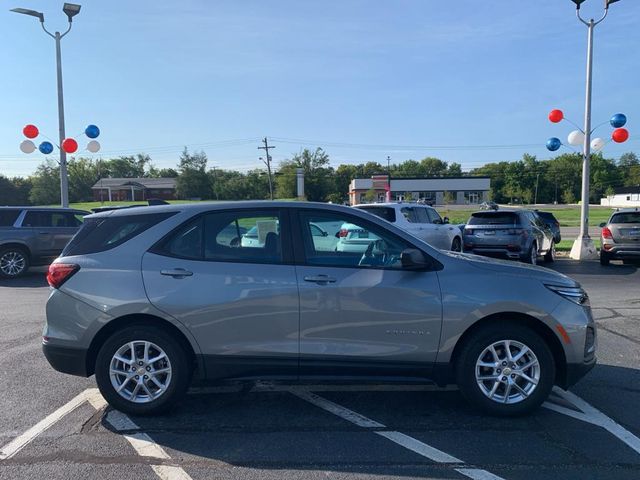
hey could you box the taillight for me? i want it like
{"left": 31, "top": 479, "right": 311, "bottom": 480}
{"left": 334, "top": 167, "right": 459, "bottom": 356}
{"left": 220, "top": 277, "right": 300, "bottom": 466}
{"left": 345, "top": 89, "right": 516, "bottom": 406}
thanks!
{"left": 507, "top": 229, "right": 526, "bottom": 236}
{"left": 464, "top": 229, "right": 474, "bottom": 235}
{"left": 338, "top": 229, "right": 348, "bottom": 238}
{"left": 47, "top": 263, "right": 79, "bottom": 289}
{"left": 601, "top": 227, "right": 613, "bottom": 240}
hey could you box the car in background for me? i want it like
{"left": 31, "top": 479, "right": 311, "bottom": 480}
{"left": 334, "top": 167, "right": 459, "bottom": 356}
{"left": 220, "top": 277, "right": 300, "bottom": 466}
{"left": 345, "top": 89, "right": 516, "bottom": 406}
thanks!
{"left": 43, "top": 201, "right": 595, "bottom": 417}
{"left": 535, "top": 210, "right": 561, "bottom": 243}
{"left": 480, "top": 201, "right": 499, "bottom": 211}
{"left": 463, "top": 210, "right": 555, "bottom": 265}
{"left": 242, "top": 221, "right": 337, "bottom": 251}
{"left": 354, "top": 203, "right": 462, "bottom": 251}
{"left": 599, "top": 208, "right": 640, "bottom": 266}
{"left": 0, "top": 207, "right": 90, "bottom": 278}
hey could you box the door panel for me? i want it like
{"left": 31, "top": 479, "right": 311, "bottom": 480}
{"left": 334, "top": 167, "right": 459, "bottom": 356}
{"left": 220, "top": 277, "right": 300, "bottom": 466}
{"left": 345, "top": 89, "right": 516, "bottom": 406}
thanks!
{"left": 142, "top": 210, "right": 299, "bottom": 380}
{"left": 295, "top": 210, "right": 442, "bottom": 376}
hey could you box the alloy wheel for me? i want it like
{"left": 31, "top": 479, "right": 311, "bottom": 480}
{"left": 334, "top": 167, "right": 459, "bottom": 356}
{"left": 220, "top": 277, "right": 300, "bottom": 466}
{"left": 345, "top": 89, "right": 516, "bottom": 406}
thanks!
{"left": 0, "top": 251, "right": 26, "bottom": 277}
{"left": 475, "top": 339, "right": 540, "bottom": 405}
{"left": 109, "top": 340, "right": 172, "bottom": 403}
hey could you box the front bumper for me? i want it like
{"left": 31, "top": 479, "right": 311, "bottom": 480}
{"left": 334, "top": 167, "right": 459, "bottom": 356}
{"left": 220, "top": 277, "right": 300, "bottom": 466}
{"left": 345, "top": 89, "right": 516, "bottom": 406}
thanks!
{"left": 42, "top": 342, "right": 90, "bottom": 377}
{"left": 563, "top": 358, "right": 597, "bottom": 388}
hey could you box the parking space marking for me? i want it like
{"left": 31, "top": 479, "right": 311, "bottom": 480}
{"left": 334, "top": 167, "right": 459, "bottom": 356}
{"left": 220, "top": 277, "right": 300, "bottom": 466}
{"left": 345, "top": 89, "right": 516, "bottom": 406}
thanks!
{"left": 290, "top": 389, "right": 506, "bottom": 480}
{"left": 543, "top": 387, "right": 640, "bottom": 456}
{"left": 0, "top": 389, "right": 90, "bottom": 460}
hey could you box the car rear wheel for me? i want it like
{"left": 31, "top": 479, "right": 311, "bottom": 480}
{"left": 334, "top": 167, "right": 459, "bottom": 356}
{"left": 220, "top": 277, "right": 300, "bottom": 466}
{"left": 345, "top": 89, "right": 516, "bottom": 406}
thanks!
{"left": 523, "top": 243, "right": 537, "bottom": 265}
{"left": 544, "top": 242, "right": 556, "bottom": 263}
{"left": 0, "top": 247, "right": 29, "bottom": 278}
{"left": 455, "top": 324, "right": 555, "bottom": 416}
{"left": 451, "top": 237, "right": 462, "bottom": 252}
{"left": 600, "top": 251, "right": 610, "bottom": 266}
{"left": 95, "top": 326, "right": 192, "bottom": 415}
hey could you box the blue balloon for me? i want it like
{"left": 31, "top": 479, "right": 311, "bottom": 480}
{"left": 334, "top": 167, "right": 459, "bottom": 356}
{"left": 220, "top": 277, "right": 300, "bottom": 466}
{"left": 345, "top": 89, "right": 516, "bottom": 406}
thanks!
{"left": 610, "top": 113, "right": 627, "bottom": 129}
{"left": 38, "top": 141, "right": 54, "bottom": 154}
{"left": 546, "top": 137, "right": 562, "bottom": 152}
{"left": 85, "top": 124, "right": 100, "bottom": 138}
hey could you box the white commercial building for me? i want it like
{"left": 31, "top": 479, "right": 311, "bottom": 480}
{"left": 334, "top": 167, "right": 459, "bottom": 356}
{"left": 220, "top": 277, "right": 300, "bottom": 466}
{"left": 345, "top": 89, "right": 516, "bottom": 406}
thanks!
{"left": 600, "top": 187, "right": 640, "bottom": 207}
{"left": 349, "top": 175, "right": 491, "bottom": 206}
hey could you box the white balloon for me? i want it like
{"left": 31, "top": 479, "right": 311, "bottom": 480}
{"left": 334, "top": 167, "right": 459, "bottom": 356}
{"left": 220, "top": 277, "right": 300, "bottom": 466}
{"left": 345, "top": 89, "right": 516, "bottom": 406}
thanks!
{"left": 20, "top": 140, "right": 36, "bottom": 154}
{"left": 568, "top": 130, "right": 585, "bottom": 146}
{"left": 86, "top": 140, "right": 101, "bottom": 153}
{"left": 591, "top": 138, "right": 605, "bottom": 152}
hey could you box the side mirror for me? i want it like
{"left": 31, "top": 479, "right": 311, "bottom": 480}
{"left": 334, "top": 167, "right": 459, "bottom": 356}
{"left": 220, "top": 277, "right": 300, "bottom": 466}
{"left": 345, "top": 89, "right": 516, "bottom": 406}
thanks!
{"left": 322, "top": 231, "right": 328, "bottom": 237}
{"left": 443, "top": 217, "right": 450, "bottom": 224}
{"left": 599, "top": 222, "right": 606, "bottom": 228}
{"left": 401, "top": 248, "right": 429, "bottom": 270}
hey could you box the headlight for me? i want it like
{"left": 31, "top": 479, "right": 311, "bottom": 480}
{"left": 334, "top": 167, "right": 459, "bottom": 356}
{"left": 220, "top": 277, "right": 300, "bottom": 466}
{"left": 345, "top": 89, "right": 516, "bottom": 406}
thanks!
{"left": 545, "top": 284, "right": 590, "bottom": 306}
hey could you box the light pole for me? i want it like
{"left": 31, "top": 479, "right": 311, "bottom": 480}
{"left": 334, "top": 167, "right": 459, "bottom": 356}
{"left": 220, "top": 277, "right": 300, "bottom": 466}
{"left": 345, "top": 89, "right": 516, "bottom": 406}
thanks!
{"left": 11, "top": 3, "right": 82, "bottom": 208}
{"left": 568, "top": 0, "right": 621, "bottom": 260}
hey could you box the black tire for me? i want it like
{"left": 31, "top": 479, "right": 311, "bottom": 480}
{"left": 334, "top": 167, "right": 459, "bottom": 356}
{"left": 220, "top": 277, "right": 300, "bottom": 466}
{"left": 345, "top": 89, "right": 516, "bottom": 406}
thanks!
{"left": 600, "top": 251, "right": 610, "bottom": 266}
{"left": 95, "top": 325, "right": 192, "bottom": 415}
{"left": 544, "top": 242, "right": 555, "bottom": 263}
{"left": 455, "top": 323, "right": 555, "bottom": 416}
{"left": 523, "top": 242, "right": 537, "bottom": 265}
{"left": 0, "top": 247, "right": 30, "bottom": 279}
{"left": 451, "top": 236, "right": 462, "bottom": 252}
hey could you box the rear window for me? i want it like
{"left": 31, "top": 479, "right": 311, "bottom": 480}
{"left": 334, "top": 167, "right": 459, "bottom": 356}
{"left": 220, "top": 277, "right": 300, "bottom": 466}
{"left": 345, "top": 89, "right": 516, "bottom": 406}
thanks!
{"left": 536, "top": 211, "right": 556, "bottom": 222}
{"left": 0, "top": 209, "right": 21, "bottom": 227}
{"left": 62, "top": 212, "right": 176, "bottom": 256}
{"left": 468, "top": 212, "right": 521, "bottom": 226}
{"left": 610, "top": 212, "right": 640, "bottom": 224}
{"left": 357, "top": 207, "right": 396, "bottom": 223}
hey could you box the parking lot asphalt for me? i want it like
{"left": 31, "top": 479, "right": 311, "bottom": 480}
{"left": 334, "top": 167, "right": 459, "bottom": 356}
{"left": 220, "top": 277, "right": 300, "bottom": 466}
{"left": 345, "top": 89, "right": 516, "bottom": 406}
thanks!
{"left": 0, "top": 259, "right": 638, "bottom": 480}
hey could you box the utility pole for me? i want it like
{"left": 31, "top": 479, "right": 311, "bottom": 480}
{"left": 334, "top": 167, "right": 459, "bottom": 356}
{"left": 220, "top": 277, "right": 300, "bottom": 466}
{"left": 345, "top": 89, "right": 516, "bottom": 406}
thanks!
{"left": 386, "top": 156, "right": 391, "bottom": 202}
{"left": 258, "top": 137, "right": 275, "bottom": 200}
{"left": 534, "top": 172, "right": 540, "bottom": 205}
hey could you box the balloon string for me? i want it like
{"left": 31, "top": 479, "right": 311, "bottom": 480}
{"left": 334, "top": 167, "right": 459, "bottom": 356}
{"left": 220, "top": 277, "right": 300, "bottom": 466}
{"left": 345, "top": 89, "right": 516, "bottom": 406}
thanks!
{"left": 562, "top": 118, "right": 584, "bottom": 133}
{"left": 590, "top": 120, "right": 610, "bottom": 135}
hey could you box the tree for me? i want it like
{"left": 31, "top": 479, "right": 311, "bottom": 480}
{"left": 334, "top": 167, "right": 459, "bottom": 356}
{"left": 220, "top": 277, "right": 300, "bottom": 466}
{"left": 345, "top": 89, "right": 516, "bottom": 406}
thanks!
{"left": 176, "top": 148, "right": 212, "bottom": 199}
{"left": 67, "top": 157, "right": 100, "bottom": 202}
{"left": 29, "top": 161, "right": 60, "bottom": 205}
{"left": 0, "top": 176, "right": 31, "bottom": 205}
{"left": 419, "top": 157, "right": 448, "bottom": 176}
{"left": 562, "top": 188, "right": 576, "bottom": 204}
{"left": 103, "top": 154, "right": 152, "bottom": 178}
{"left": 362, "top": 189, "right": 377, "bottom": 203}
{"left": 276, "top": 148, "right": 334, "bottom": 201}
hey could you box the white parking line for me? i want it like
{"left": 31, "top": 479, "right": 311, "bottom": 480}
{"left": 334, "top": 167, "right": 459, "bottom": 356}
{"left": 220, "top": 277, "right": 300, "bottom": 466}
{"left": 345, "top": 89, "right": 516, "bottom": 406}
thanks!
{"left": 0, "top": 389, "right": 90, "bottom": 460}
{"left": 543, "top": 386, "right": 640, "bottom": 456}
{"left": 290, "top": 389, "right": 506, "bottom": 480}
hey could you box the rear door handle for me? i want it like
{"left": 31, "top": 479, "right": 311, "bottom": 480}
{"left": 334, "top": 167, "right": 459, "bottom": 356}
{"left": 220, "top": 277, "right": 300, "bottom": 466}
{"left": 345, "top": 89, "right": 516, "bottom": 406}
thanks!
{"left": 303, "top": 274, "right": 336, "bottom": 284}
{"left": 160, "top": 268, "right": 193, "bottom": 278}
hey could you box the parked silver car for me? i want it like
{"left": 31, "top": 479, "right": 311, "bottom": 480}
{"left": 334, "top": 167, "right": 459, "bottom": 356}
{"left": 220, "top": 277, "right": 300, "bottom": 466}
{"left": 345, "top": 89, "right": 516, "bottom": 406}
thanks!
{"left": 0, "top": 207, "right": 89, "bottom": 278}
{"left": 43, "top": 202, "right": 595, "bottom": 416}
{"left": 599, "top": 208, "right": 640, "bottom": 265}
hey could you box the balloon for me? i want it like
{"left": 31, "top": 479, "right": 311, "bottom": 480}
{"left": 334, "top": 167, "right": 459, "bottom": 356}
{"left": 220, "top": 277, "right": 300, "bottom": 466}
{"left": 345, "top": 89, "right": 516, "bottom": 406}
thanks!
{"left": 610, "top": 113, "right": 627, "bottom": 129}
{"left": 548, "top": 109, "right": 564, "bottom": 123}
{"left": 546, "top": 137, "right": 562, "bottom": 151}
{"left": 20, "top": 140, "right": 36, "bottom": 153}
{"left": 62, "top": 138, "right": 78, "bottom": 153}
{"left": 568, "top": 130, "right": 585, "bottom": 146}
{"left": 23, "top": 124, "right": 39, "bottom": 139}
{"left": 591, "top": 138, "right": 605, "bottom": 152}
{"left": 38, "top": 141, "right": 54, "bottom": 154}
{"left": 86, "top": 140, "right": 101, "bottom": 153}
{"left": 85, "top": 124, "right": 100, "bottom": 138}
{"left": 612, "top": 128, "right": 629, "bottom": 143}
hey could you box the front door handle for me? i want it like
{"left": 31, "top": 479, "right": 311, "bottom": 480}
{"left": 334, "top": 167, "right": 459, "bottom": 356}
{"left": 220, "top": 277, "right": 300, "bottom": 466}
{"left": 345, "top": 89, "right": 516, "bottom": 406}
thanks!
{"left": 303, "top": 274, "right": 336, "bottom": 284}
{"left": 160, "top": 268, "right": 193, "bottom": 278}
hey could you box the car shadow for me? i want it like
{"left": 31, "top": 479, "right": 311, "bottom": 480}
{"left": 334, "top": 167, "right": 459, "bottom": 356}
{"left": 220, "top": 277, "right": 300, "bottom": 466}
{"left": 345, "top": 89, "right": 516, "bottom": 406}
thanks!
{"left": 0, "top": 271, "right": 48, "bottom": 288}
{"left": 99, "top": 363, "right": 640, "bottom": 476}
{"left": 550, "top": 258, "right": 637, "bottom": 276}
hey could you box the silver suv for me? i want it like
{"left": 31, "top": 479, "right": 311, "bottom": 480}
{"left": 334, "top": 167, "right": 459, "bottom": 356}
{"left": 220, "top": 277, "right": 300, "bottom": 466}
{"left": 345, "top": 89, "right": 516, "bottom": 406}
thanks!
{"left": 0, "top": 207, "right": 89, "bottom": 278}
{"left": 43, "top": 202, "right": 596, "bottom": 416}
{"left": 599, "top": 208, "right": 640, "bottom": 265}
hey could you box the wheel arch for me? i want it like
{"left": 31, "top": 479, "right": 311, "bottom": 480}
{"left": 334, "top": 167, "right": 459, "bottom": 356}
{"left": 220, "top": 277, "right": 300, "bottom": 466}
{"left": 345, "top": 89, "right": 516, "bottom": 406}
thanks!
{"left": 0, "top": 242, "right": 31, "bottom": 259}
{"left": 85, "top": 313, "right": 199, "bottom": 377}
{"left": 449, "top": 312, "right": 567, "bottom": 387}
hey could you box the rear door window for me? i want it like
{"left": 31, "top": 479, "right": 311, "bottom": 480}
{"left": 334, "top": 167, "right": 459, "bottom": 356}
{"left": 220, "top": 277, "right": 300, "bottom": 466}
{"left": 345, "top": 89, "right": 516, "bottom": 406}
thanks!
{"left": 23, "top": 211, "right": 54, "bottom": 227}
{"left": 0, "top": 209, "right": 21, "bottom": 227}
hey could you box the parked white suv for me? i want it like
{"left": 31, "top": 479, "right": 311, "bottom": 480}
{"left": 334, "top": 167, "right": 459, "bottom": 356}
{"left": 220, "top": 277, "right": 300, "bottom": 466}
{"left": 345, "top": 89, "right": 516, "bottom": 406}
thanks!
{"left": 355, "top": 203, "right": 462, "bottom": 251}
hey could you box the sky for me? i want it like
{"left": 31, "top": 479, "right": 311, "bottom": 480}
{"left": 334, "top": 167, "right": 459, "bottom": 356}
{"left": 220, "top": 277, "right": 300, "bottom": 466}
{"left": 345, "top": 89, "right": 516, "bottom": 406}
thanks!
{"left": 0, "top": 0, "right": 639, "bottom": 178}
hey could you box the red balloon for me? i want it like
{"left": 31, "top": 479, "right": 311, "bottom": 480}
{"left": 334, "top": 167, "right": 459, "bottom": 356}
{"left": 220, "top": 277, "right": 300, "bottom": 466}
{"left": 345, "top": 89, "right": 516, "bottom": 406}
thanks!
{"left": 61, "top": 138, "right": 78, "bottom": 153}
{"left": 612, "top": 128, "right": 629, "bottom": 143}
{"left": 548, "top": 109, "right": 564, "bottom": 123}
{"left": 23, "top": 124, "right": 39, "bottom": 139}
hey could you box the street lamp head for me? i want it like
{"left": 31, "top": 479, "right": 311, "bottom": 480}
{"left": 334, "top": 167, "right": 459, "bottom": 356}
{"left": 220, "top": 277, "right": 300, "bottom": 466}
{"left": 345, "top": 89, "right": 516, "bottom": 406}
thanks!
{"left": 570, "top": 0, "right": 587, "bottom": 9}
{"left": 605, "top": 0, "right": 621, "bottom": 8}
{"left": 62, "top": 3, "right": 81, "bottom": 22}
{"left": 10, "top": 7, "right": 44, "bottom": 22}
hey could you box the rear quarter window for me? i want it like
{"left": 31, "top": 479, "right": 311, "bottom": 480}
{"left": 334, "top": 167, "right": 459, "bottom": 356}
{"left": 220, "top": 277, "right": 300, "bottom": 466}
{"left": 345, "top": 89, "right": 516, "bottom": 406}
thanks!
{"left": 357, "top": 207, "right": 397, "bottom": 223}
{"left": 62, "top": 212, "right": 177, "bottom": 256}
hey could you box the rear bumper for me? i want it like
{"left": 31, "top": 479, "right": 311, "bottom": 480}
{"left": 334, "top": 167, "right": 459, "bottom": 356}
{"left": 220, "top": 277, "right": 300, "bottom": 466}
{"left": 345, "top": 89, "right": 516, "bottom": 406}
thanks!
{"left": 602, "top": 246, "right": 640, "bottom": 258}
{"left": 463, "top": 248, "right": 523, "bottom": 260}
{"left": 42, "top": 342, "right": 90, "bottom": 377}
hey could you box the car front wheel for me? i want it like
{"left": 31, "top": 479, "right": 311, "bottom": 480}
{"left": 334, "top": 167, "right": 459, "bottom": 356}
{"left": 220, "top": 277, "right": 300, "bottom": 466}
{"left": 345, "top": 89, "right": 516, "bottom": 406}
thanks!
{"left": 451, "top": 237, "right": 462, "bottom": 252}
{"left": 95, "top": 326, "right": 192, "bottom": 415}
{"left": 455, "top": 324, "right": 555, "bottom": 416}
